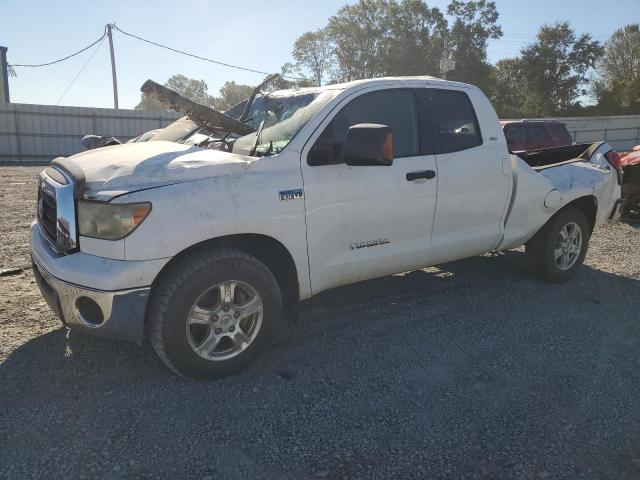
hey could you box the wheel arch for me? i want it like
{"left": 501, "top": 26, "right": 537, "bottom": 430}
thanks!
{"left": 557, "top": 195, "right": 598, "bottom": 234}
{"left": 148, "top": 233, "right": 301, "bottom": 325}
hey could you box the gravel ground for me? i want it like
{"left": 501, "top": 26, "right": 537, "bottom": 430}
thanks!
{"left": 1, "top": 166, "right": 640, "bottom": 479}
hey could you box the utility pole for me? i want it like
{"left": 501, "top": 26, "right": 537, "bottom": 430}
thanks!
{"left": 0, "top": 46, "right": 10, "bottom": 103}
{"left": 439, "top": 38, "right": 455, "bottom": 80}
{"left": 107, "top": 24, "right": 119, "bottom": 109}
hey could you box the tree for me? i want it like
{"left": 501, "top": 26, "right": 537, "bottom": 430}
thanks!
{"left": 326, "top": 0, "right": 391, "bottom": 80}
{"left": 323, "top": 0, "right": 448, "bottom": 81}
{"left": 292, "top": 29, "right": 333, "bottom": 86}
{"left": 593, "top": 24, "right": 640, "bottom": 114}
{"left": 211, "top": 81, "right": 254, "bottom": 111}
{"left": 517, "top": 23, "right": 603, "bottom": 116}
{"left": 446, "top": 0, "right": 502, "bottom": 96}
{"left": 492, "top": 58, "right": 525, "bottom": 117}
{"left": 381, "top": 0, "right": 447, "bottom": 76}
{"left": 136, "top": 74, "right": 215, "bottom": 111}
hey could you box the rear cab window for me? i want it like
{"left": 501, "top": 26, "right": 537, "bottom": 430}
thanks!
{"left": 548, "top": 124, "right": 573, "bottom": 144}
{"left": 526, "top": 126, "right": 548, "bottom": 143}
{"left": 425, "top": 89, "right": 482, "bottom": 154}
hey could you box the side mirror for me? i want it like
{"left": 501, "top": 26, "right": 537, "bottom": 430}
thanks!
{"left": 343, "top": 123, "right": 393, "bottom": 166}
{"left": 80, "top": 134, "right": 121, "bottom": 150}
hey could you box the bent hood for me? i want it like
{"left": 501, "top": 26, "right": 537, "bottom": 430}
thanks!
{"left": 53, "top": 141, "right": 256, "bottom": 200}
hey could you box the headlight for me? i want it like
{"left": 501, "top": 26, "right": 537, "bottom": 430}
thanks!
{"left": 77, "top": 201, "right": 151, "bottom": 240}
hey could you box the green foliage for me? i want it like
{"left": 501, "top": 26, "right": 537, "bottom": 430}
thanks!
{"left": 326, "top": 0, "right": 391, "bottom": 80}
{"left": 211, "top": 81, "right": 254, "bottom": 111}
{"left": 521, "top": 23, "right": 603, "bottom": 115}
{"left": 292, "top": 30, "right": 333, "bottom": 86}
{"left": 136, "top": 74, "right": 214, "bottom": 111}
{"left": 492, "top": 58, "right": 524, "bottom": 117}
{"left": 446, "top": 0, "right": 502, "bottom": 96}
{"left": 382, "top": 0, "right": 447, "bottom": 76}
{"left": 592, "top": 24, "right": 640, "bottom": 114}
{"left": 492, "top": 23, "right": 604, "bottom": 117}
{"left": 288, "top": 0, "right": 494, "bottom": 87}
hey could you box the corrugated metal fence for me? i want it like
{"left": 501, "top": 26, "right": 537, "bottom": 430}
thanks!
{"left": 0, "top": 103, "right": 638, "bottom": 164}
{"left": 0, "top": 103, "right": 180, "bottom": 164}
{"left": 503, "top": 115, "right": 640, "bottom": 152}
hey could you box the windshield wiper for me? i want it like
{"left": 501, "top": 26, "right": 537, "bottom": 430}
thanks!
{"left": 263, "top": 141, "right": 274, "bottom": 157}
{"left": 249, "top": 121, "right": 265, "bottom": 157}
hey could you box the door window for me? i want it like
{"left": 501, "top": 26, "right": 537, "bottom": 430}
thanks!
{"left": 429, "top": 89, "right": 482, "bottom": 154}
{"left": 309, "top": 89, "right": 419, "bottom": 165}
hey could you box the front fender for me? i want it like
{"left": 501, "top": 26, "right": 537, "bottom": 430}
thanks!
{"left": 114, "top": 156, "right": 311, "bottom": 298}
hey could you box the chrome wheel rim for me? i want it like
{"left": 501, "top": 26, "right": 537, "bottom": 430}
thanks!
{"left": 554, "top": 222, "right": 582, "bottom": 271}
{"left": 186, "top": 280, "right": 263, "bottom": 361}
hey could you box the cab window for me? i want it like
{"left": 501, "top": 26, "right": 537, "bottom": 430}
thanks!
{"left": 309, "top": 89, "right": 419, "bottom": 165}
{"left": 429, "top": 89, "right": 482, "bottom": 154}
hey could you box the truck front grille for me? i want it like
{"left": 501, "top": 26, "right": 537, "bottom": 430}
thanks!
{"left": 37, "top": 181, "right": 58, "bottom": 247}
{"left": 37, "top": 167, "right": 78, "bottom": 253}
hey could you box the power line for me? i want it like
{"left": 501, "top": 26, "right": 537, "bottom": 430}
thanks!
{"left": 56, "top": 35, "right": 106, "bottom": 105}
{"left": 9, "top": 29, "right": 107, "bottom": 68}
{"left": 110, "top": 24, "right": 304, "bottom": 81}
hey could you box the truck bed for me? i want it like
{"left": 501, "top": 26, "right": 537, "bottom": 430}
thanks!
{"left": 514, "top": 142, "right": 602, "bottom": 170}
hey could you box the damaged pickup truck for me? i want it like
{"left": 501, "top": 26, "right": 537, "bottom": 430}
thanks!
{"left": 30, "top": 76, "right": 623, "bottom": 379}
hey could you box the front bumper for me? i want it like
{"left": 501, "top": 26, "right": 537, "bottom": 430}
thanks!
{"left": 29, "top": 223, "right": 167, "bottom": 342}
{"left": 32, "top": 256, "right": 149, "bottom": 342}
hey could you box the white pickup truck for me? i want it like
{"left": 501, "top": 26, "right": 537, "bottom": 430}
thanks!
{"left": 30, "top": 76, "right": 623, "bottom": 378}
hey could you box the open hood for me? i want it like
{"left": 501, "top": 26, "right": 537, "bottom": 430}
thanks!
{"left": 52, "top": 141, "right": 255, "bottom": 201}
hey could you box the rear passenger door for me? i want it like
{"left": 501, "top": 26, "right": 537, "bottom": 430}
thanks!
{"left": 422, "top": 87, "right": 512, "bottom": 262}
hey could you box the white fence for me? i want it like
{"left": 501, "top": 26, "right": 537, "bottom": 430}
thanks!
{"left": 0, "top": 103, "right": 180, "bottom": 164}
{"left": 504, "top": 115, "right": 640, "bottom": 152}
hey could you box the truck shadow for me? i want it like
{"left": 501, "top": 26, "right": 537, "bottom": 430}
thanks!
{"left": 3, "top": 248, "right": 640, "bottom": 478}
{"left": 2, "top": 248, "right": 638, "bottom": 386}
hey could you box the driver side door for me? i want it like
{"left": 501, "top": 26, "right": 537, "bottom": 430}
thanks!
{"left": 300, "top": 87, "right": 439, "bottom": 295}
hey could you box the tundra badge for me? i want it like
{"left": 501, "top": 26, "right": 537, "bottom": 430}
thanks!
{"left": 279, "top": 189, "right": 304, "bottom": 201}
{"left": 349, "top": 238, "right": 390, "bottom": 250}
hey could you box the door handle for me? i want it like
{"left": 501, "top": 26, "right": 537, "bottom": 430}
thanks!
{"left": 406, "top": 170, "right": 436, "bottom": 181}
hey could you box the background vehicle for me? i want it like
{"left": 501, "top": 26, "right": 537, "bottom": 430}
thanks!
{"left": 620, "top": 146, "right": 640, "bottom": 219}
{"left": 30, "top": 77, "right": 622, "bottom": 379}
{"left": 502, "top": 119, "right": 573, "bottom": 151}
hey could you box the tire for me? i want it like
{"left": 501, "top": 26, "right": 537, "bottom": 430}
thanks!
{"left": 148, "top": 248, "right": 282, "bottom": 379}
{"left": 525, "top": 208, "right": 591, "bottom": 283}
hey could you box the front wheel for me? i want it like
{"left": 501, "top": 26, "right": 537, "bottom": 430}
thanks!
{"left": 148, "top": 249, "right": 282, "bottom": 379}
{"left": 525, "top": 208, "right": 591, "bottom": 283}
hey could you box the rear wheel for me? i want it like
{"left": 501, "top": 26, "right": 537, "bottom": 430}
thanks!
{"left": 148, "top": 249, "right": 282, "bottom": 379}
{"left": 525, "top": 208, "right": 590, "bottom": 283}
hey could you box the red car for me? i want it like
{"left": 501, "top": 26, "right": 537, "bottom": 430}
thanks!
{"left": 502, "top": 120, "right": 573, "bottom": 152}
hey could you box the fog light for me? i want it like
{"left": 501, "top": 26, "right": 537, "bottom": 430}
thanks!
{"left": 75, "top": 296, "right": 104, "bottom": 326}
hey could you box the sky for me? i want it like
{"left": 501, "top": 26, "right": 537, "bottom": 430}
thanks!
{"left": 1, "top": 0, "right": 638, "bottom": 109}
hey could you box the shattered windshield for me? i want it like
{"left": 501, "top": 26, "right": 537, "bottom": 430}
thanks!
{"left": 232, "top": 90, "right": 340, "bottom": 156}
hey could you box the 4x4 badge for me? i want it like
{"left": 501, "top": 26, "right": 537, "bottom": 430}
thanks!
{"left": 279, "top": 189, "right": 304, "bottom": 201}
